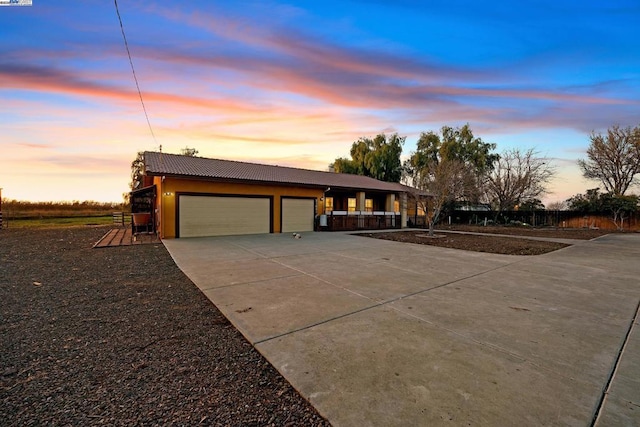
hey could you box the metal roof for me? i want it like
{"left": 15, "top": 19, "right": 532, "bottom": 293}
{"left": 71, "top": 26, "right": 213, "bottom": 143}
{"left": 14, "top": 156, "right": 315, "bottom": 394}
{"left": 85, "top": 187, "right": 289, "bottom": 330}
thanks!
{"left": 144, "top": 151, "right": 408, "bottom": 192}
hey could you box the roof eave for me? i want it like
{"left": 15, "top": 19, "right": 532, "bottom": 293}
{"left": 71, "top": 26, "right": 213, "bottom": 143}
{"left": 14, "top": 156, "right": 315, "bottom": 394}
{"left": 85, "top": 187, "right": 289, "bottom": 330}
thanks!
{"left": 151, "top": 172, "right": 406, "bottom": 193}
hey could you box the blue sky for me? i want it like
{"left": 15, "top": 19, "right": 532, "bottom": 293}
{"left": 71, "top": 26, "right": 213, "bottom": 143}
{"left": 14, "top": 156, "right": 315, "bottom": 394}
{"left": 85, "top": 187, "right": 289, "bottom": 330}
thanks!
{"left": 1, "top": 1, "right": 639, "bottom": 203}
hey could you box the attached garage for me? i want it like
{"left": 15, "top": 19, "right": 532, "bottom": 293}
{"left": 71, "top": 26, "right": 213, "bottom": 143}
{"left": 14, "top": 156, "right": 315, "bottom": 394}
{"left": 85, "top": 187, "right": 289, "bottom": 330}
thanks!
{"left": 178, "top": 194, "right": 272, "bottom": 238}
{"left": 281, "top": 197, "right": 315, "bottom": 233}
{"left": 143, "top": 151, "right": 408, "bottom": 238}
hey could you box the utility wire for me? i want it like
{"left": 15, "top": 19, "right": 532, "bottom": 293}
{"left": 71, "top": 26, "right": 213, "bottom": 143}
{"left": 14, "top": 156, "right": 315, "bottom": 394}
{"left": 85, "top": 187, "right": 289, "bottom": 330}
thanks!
{"left": 114, "top": 0, "right": 157, "bottom": 144}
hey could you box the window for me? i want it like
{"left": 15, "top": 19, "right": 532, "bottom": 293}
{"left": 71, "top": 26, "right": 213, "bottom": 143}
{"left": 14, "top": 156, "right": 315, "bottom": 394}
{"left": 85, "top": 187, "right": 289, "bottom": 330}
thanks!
{"left": 348, "top": 198, "right": 356, "bottom": 212}
{"left": 365, "top": 199, "right": 373, "bottom": 212}
{"left": 394, "top": 200, "right": 400, "bottom": 213}
{"left": 325, "top": 197, "right": 334, "bottom": 213}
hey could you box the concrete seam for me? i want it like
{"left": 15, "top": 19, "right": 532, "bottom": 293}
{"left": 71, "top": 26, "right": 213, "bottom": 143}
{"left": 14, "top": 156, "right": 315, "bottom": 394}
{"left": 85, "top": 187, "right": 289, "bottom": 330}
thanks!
{"left": 229, "top": 240, "right": 378, "bottom": 301}
{"left": 591, "top": 297, "right": 640, "bottom": 427}
{"left": 197, "top": 273, "right": 307, "bottom": 291}
{"left": 386, "top": 304, "right": 580, "bottom": 382}
{"left": 384, "top": 258, "right": 525, "bottom": 303}
{"left": 254, "top": 302, "right": 384, "bottom": 345}
{"left": 267, "top": 257, "right": 376, "bottom": 301}
{"left": 255, "top": 257, "right": 525, "bottom": 345}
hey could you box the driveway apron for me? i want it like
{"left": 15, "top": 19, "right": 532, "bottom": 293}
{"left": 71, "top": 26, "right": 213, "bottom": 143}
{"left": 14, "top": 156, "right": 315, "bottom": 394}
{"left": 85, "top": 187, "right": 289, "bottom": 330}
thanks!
{"left": 163, "top": 232, "right": 640, "bottom": 426}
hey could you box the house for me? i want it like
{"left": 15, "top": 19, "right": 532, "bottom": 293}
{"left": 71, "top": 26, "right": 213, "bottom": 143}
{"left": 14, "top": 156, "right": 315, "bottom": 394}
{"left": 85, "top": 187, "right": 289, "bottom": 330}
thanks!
{"left": 134, "top": 151, "right": 410, "bottom": 238}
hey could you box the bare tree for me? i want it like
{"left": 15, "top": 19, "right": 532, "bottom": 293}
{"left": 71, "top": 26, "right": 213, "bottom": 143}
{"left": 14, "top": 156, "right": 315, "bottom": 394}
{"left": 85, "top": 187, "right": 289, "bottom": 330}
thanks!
{"left": 578, "top": 124, "right": 640, "bottom": 195}
{"left": 408, "top": 158, "right": 477, "bottom": 236}
{"left": 546, "top": 200, "right": 566, "bottom": 211}
{"left": 484, "top": 148, "right": 555, "bottom": 218}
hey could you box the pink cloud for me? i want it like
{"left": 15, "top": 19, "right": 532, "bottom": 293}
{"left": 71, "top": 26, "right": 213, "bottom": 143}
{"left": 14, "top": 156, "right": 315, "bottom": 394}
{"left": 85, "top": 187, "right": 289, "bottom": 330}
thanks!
{"left": 16, "top": 143, "right": 53, "bottom": 149}
{"left": 0, "top": 63, "right": 265, "bottom": 115}
{"left": 2, "top": 4, "right": 637, "bottom": 165}
{"left": 135, "top": 6, "right": 632, "bottom": 113}
{"left": 126, "top": 45, "right": 631, "bottom": 125}
{"left": 3, "top": 23, "right": 634, "bottom": 144}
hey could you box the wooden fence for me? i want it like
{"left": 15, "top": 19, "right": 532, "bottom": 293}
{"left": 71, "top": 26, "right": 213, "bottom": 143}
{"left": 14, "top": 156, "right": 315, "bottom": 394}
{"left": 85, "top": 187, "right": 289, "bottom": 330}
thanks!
{"left": 431, "top": 209, "right": 640, "bottom": 231}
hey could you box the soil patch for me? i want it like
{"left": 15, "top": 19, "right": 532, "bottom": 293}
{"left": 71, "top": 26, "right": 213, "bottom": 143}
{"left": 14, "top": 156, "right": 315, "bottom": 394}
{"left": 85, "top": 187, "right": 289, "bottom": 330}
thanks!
{"left": 439, "top": 224, "right": 612, "bottom": 240}
{"left": 0, "top": 226, "right": 329, "bottom": 426}
{"left": 355, "top": 230, "right": 571, "bottom": 255}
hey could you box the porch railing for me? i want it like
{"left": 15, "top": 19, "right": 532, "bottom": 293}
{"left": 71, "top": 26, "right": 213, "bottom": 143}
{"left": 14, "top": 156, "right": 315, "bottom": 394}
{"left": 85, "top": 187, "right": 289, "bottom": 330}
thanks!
{"left": 317, "top": 211, "right": 401, "bottom": 231}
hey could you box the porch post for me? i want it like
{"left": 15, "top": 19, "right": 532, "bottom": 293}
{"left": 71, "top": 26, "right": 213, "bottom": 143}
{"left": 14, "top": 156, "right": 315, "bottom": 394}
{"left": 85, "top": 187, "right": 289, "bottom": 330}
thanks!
{"left": 401, "top": 193, "right": 407, "bottom": 228}
{"left": 355, "top": 191, "right": 365, "bottom": 211}
{"left": 386, "top": 193, "right": 396, "bottom": 227}
{"left": 385, "top": 194, "right": 395, "bottom": 212}
{"left": 356, "top": 191, "right": 365, "bottom": 228}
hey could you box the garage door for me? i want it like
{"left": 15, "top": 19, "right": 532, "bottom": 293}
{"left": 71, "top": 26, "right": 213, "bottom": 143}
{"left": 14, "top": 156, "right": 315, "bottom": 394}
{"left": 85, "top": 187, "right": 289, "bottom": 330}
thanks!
{"left": 179, "top": 195, "right": 271, "bottom": 238}
{"left": 281, "top": 198, "right": 315, "bottom": 233}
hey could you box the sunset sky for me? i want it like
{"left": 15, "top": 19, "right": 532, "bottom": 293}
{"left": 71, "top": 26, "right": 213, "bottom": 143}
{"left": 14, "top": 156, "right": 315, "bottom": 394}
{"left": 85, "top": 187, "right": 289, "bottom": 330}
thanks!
{"left": 1, "top": 1, "right": 639, "bottom": 204}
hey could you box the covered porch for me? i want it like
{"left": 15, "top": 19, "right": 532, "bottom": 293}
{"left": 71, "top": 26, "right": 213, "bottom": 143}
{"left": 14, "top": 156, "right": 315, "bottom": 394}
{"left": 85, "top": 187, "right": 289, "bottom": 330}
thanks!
{"left": 130, "top": 185, "right": 157, "bottom": 235}
{"left": 316, "top": 188, "right": 404, "bottom": 231}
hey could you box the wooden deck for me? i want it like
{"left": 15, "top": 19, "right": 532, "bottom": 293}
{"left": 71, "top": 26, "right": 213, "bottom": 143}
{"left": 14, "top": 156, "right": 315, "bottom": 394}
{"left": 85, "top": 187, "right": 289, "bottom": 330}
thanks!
{"left": 93, "top": 228, "right": 160, "bottom": 248}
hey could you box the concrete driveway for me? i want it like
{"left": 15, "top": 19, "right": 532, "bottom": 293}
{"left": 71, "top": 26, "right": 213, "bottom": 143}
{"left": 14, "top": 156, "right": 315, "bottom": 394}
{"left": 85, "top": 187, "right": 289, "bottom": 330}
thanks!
{"left": 163, "top": 231, "right": 640, "bottom": 426}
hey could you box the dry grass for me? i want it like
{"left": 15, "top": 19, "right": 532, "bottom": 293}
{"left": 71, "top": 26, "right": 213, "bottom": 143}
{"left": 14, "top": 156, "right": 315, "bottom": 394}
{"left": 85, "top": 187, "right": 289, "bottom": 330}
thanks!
{"left": 1, "top": 200, "right": 128, "bottom": 228}
{"left": 1, "top": 200, "right": 126, "bottom": 219}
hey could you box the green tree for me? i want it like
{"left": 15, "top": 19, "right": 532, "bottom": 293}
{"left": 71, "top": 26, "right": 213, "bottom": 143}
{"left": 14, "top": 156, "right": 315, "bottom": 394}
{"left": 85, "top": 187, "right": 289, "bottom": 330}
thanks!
{"left": 130, "top": 151, "right": 145, "bottom": 191}
{"left": 519, "top": 198, "right": 545, "bottom": 211}
{"left": 404, "top": 124, "right": 493, "bottom": 235}
{"left": 578, "top": 124, "right": 640, "bottom": 195}
{"left": 331, "top": 133, "right": 404, "bottom": 182}
{"left": 331, "top": 157, "right": 359, "bottom": 175}
{"left": 180, "top": 146, "right": 199, "bottom": 157}
{"left": 566, "top": 188, "right": 603, "bottom": 212}
{"left": 566, "top": 189, "right": 639, "bottom": 230}
{"left": 439, "top": 124, "right": 499, "bottom": 174}
{"left": 404, "top": 131, "right": 441, "bottom": 179}
{"left": 404, "top": 124, "right": 498, "bottom": 187}
{"left": 600, "top": 193, "right": 638, "bottom": 230}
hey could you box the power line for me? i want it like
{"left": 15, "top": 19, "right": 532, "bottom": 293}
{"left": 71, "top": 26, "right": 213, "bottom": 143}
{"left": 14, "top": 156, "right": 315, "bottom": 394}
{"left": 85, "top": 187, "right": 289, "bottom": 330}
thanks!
{"left": 114, "top": 0, "right": 157, "bottom": 144}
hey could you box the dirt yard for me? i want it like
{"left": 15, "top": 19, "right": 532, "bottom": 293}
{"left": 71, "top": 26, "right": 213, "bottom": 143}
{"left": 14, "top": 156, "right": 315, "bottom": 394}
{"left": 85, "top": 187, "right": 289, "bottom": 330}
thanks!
{"left": 440, "top": 224, "right": 614, "bottom": 240}
{"left": 356, "top": 226, "right": 614, "bottom": 256}
{"left": 0, "top": 224, "right": 618, "bottom": 424}
{"left": 0, "top": 226, "right": 329, "bottom": 426}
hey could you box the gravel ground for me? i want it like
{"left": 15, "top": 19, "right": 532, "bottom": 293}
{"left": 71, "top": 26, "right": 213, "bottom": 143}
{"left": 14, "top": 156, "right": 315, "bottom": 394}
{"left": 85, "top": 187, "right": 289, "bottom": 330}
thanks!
{"left": 0, "top": 226, "right": 330, "bottom": 426}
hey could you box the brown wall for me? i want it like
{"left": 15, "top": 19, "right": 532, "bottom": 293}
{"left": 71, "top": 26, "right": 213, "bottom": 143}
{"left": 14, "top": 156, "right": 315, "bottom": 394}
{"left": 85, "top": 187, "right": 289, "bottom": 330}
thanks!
{"left": 154, "top": 176, "right": 323, "bottom": 238}
{"left": 558, "top": 214, "right": 640, "bottom": 231}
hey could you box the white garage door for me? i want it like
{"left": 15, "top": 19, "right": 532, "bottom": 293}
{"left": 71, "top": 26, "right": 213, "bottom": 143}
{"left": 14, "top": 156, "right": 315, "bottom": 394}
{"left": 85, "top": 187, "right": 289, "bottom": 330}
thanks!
{"left": 281, "top": 198, "right": 315, "bottom": 233}
{"left": 179, "top": 195, "right": 270, "bottom": 238}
